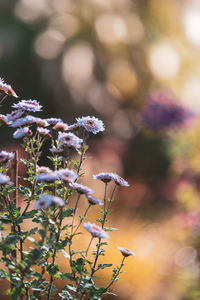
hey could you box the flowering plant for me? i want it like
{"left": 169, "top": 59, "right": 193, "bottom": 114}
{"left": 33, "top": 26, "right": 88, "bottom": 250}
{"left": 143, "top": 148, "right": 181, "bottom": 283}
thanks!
{"left": 0, "top": 78, "right": 135, "bottom": 300}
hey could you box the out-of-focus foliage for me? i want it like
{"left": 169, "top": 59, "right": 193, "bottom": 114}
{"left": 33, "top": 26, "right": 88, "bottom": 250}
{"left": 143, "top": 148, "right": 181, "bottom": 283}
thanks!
{"left": 1, "top": 0, "right": 200, "bottom": 299}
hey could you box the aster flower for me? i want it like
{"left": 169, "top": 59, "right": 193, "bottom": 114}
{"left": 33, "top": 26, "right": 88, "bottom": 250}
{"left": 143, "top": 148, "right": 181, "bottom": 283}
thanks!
{"left": 93, "top": 172, "right": 116, "bottom": 183}
{"left": 141, "top": 90, "right": 195, "bottom": 130}
{"left": 13, "top": 127, "right": 30, "bottom": 139}
{"left": 10, "top": 116, "right": 38, "bottom": 127}
{"left": 0, "top": 173, "right": 12, "bottom": 185}
{"left": 37, "top": 127, "right": 52, "bottom": 138}
{"left": 53, "top": 122, "right": 68, "bottom": 131}
{"left": 117, "top": 247, "right": 136, "bottom": 257}
{"left": 36, "top": 118, "right": 49, "bottom": 127}
{"left": 93, "top": 172, "right": 129, "bottom": 186}
{"left": 12, "top": 99, "right": 42, "bottom": 112}
{"left": 58, "top": 132, "right": 83, "bottom": 149}
{"left": 0, "top": 151, "right": 15, "bottom": 164}
{"left": 0, "top": 78, "right": 18, "bottom": 98}
{"left": 83, "top": 222, "right": 109, "bottom": 239}
{"left": 49, "top": 146, "right": 64, "bottom": 154}
{"left": 35, "top": 171, "right": 59, "bottom": 182}
{"left": 6, "top": 110, "right": 24, "bottom": 122}
{"left": 76, "top": 116, "right": 105, "bottom": 134}
{"left": 86, "top": 195, "right": 103, "bottom": 206}
{"left": 34, "top": 194, "right": 65, "bottom": 209}
{"left": 46, "top": 118, "right": 63, "bottom": 125}
{"left": 112, "top": 174, "right": 129, "bottom": 187}
{"left": 58, "top": 168, "right": 78, "bottom": 183}
{"left": 69, "top": 182, "right": 93, "bottom": 194}
{"left": 36, "top": 166, "right": 51, "bottom": 173}
{"left": 67, "top": 123, "right": 79, "bottom": 131}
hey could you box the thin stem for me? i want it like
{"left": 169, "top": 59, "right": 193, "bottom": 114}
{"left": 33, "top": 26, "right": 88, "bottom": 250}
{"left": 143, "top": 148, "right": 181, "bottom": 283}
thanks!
{"left": 105, "top": 257, "right": 126, "bottom": 290}
{"left": 47, "top": 207, "right": 63, "bottom": 300}
{"left": 71, "top": 194, "right": 81, "bottom": 235}
{"left": 85, "top": 236, "right": 93, "bottom": 257}
{"left": 73, "top": 204, "right": 91, "bottom": 235}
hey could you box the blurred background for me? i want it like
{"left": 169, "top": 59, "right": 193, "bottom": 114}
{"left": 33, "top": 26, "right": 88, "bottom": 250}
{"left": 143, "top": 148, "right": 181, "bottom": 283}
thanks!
{"left": 1, "top": 0, "right": 200, "bottom": 299}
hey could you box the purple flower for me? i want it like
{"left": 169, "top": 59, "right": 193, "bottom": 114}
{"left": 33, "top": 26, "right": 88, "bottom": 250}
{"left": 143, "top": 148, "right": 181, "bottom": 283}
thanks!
{"left": 12, "top": 100, "right": 42, "bottom": 112}
{"left": 76, "top": 116, "right": 105, "bottom": 134}
{"left": 13, "top": 127, "right": 30, "bottom": 139}
{"left": 117, "top": 247, "right": 136, "bottom": 257}
{"left": 10, "top": 116, "right": 38, "bottom": 127}
{"left": 35, "top": 171, "right": 59, "bottom": 182}
{"left": 0, "top": 173, "right": 12, "bottom": 185}
{"left": 0, "top": 151, "right": 15, "bottom": 164}
{"left": 37, "top": 127, "right": 52, "bottom": 138}
{"left": 93, "top": 172, "right": 129, "bottom": 186}
{"left": 58, "top": 132, "right": 83, "bottom": 149}
{"left": 86, "top": 195, "right": 103, "bottom": 206}
{"left": 69, "top": 182, "right": 93, "bottom": 194}
{"left": 34, "top": 194, "right": 65, "bottom": 209}
{"left": 141, "top": 90, "right": 195, "bottom": 130}
{"left": 46, "top": 118, "right": 63, "bottom": 125}
{"left": 0, "top": 78, "right": 18, "bottom": 98}
{"left": 6, "top": 110, "right": 24, "bottom": 122}
{"left": 83, "top": 222, "right": 109, "bottom": 238}
{"left": 58, "top": 168, "right": 78, "bottom": 183}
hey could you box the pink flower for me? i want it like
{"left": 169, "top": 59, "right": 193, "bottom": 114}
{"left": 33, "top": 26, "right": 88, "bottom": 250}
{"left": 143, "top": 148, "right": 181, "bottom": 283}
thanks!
{"left": 83, "top": 222, "right": 109, "bottom": 239}
{"left": 6, "top": 110, "right": 24, "bottom": 122}
{"left": 53, "top": 122, "right": 68, "bottom": 131}
{"left": 117, "top": 247, "right": 136, "bottom": 257}
{"left": 0, "top": 78, "right": 18, "bottom": 98}
{"left": 0, "top": 173, "right": 12, "bottom": 185}
{"left": 37, "top": 127, "right": 52, "bottom": 138}
{"left": 58, "top": 168, "right": 78, "bottom": 183}
{"left": 35, "top": 171, "right": 59, "bottom": 182}
{"left": 36, "top": 166, "right": 51, "bottom": 173}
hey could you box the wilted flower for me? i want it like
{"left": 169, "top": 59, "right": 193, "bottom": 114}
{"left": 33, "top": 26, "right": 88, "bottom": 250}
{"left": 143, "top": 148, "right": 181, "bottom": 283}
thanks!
{"left": 11, "top": 116, "right": 38, "bottom": 127}
{"left": 86, "top": 195, "right": 103, "bottom": 206}
{"left": 36, "top": 166, "right": 51, "bottom": 173}
{"left": 49, "top": 146, "right": 64, "bottom": 154}
{"left": 58, "top": 132, "right": 83, "bottom": 149}
{"left": 0, "top": 173, "right": 12, "bottom": 185}
{"left": 83, "top": 222, "right": 109, "bottom": 238}
{"left": 34, "top": 194, "right": 65, "bottom": 209}
{"left": 69, "top": 182, "right": 93, "bottom": 194}
{"left": 58, "top": 168, "right": 78, "bottom": 183}
{"left": 35, "top": 171, "right": 59, "bottom": 182}
{"left": 0, "top": 78, "right": 18, "bottom": 97}
{"left": 13, "top": 127, "right": 30, "bottom": 139}
{"left": 6, "top": 110, "right": 24, "bottom": 122}
{"left": 53, "top": 122, "right": 68, "bottom": 131}
{"left": 141, "top": 90, "right": 195, "bottom": 130}
{"left": 12, "top": 99, "right": 42, "bottom": 112}
{"left": 117, "top": 247, "right": 136, "bottom": 257}
{"left": 0, "top": 151, "right": 15, "bottom": 164}
{"left": 36, "top": 118, "right": 49, "bottom": 127}
{"left": 76, "top": 116, "right": 105, "bottom": 134}
{"left": 37, "top": 127, "right": 52, "bottom": 138}
{"left": 46, "top": 118, "right": 63, "bottom": 125}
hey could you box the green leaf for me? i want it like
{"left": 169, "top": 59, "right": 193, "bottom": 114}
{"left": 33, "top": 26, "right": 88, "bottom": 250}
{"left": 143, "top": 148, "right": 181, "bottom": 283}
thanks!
{"left": 97, "top": 263, "right": 112, "bottom": 270}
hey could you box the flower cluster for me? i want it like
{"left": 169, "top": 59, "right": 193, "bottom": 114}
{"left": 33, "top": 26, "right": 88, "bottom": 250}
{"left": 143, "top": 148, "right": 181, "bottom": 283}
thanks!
{"left": 0, "top": 87, "right": 135, "bottom": 300}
